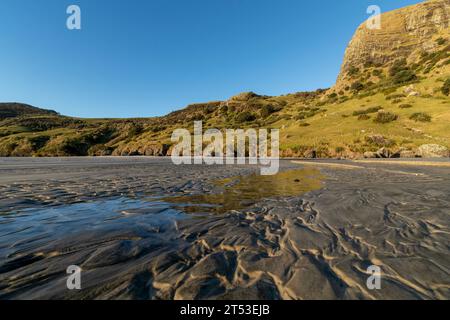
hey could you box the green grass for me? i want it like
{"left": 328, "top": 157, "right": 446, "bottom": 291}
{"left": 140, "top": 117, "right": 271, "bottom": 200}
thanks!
{"left": 1, "top": 60, "right": 449, "bottom": 157}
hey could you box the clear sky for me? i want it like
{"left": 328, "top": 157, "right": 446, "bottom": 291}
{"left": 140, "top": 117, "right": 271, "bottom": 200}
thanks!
{"left": 0, "top": 0, "right": 423, "bottom": 118}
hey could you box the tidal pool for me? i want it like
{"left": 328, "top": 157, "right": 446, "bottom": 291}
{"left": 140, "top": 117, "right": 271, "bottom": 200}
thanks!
{"left": 163, "top": 168, "right": 324, "bottom": 213}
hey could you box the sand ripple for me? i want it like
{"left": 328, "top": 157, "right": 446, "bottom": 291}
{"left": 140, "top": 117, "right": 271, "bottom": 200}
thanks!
{"left": 0, "top": 158, "right": 449, "bottom": 300}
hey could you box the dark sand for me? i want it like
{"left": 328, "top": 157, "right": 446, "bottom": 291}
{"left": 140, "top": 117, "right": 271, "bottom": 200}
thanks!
{"left": 0, "top": 157, "right": 449, "bottom": 300}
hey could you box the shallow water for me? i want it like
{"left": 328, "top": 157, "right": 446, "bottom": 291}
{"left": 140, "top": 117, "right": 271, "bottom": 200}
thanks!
{"left": 163, "top": 168, "right": 324, "bottom": 213}
{"left": 0, "top": 167, "right": 322, "bottom": 263}
{"left": 0, "top": 198, "right": 187, "bottom": 263}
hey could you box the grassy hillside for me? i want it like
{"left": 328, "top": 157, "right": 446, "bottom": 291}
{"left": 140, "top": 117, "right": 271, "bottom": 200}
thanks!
{"left": 0, "top": 103, "right": 57, "bottom": 120}
{"left": 0, "top": 61, "right": 448, "bottom": 158}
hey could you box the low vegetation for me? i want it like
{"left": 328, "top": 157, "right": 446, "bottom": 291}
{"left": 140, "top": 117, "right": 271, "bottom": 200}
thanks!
{"left": 410, "top": 112, "right": 432, "bottom": 122}
{"left": 373, "top": 111, "right": 398, "bottom": 124}
{"left": 442, "top": 78, "right": 450, "bottom": 96}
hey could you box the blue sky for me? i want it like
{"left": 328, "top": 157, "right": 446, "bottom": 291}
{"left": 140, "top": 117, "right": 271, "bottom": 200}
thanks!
{"left": 0, "top": 0, "right": 423, "bottom": 118}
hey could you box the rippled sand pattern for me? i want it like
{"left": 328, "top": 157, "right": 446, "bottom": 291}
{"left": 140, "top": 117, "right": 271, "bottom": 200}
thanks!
{"left": 0, "top": 158, "right": 449, "bottom": 300}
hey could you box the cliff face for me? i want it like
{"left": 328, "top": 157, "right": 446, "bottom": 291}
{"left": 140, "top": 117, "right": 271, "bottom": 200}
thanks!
{"left": 335, "top": 0, "right": 449, "bottom": 89}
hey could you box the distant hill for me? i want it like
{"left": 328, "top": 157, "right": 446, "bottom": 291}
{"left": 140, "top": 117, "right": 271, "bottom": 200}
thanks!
{"left": 0, "top": 103, "right": 58, "bottom": 120}
{"left": 0, "top": 0, "right": 449, "bottom": 158}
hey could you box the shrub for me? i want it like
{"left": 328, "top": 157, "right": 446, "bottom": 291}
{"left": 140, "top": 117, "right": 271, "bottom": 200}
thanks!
{"left": 365, "top": 134, "right": 395, "bottom": 147}
{"left": 128, "top": 124, "right": 143, "bottom": 137}
{"left": 383, "top": 87, "right": 398, "bottom": 95}
{"left": 389, "top": 58, "right": 408, "bottom": 77}
{"left": 418, "top": 46, "right": 450, "bottom": 71}
{"left": 351, "top": 81, "right": 364, "bottom": 92}
{"left": 389, "top": 58, "right": 416, "bottom": 84}
{"left": 358, "top": 114, "right": 371, "bottom": 120}
{"left": 335, "top": 146, "right": 345, "bottom": 153}
{"left": 347, "top": 66, "right": 360, "bottom": 77}
{"left": 392, "top": 70, "right": 416, "bottom": 84}
{"left": 235, "top": 111, "right": 256, "bottom": 123}
{"left": 28, "top": 136, "right": 50, "bottom": 150}
{"left": 436, "top": 37, "right": 446, "bottom": 46}
{"left": 399, "top": 104, "right": 413, "bottom": 109}
{"left": 150, "top": 125, "right": 167, "bottom": 133}
{"left": 260, "top": 105, "right": 275, "bottom": 118}
{"left": 386, "top": 93, "right": 406, "bottom": 100}
{"left": 352, "top": 106, "right": 382, "bottom": 116}
{"left": 441, "top": 78, "right": 450, "bottom": 96}
{"left": 410, "top": 112, "right": 431, "bottom": 122}
{"left": 328, "top": 93, "right": 338, "bottom": 99}
{"left": 296, "top": 107, "right": 323, "bottom": 119}
{"left": 374, "top": 111, "right": 398, "bottom": 123}
{"left": 372, "top": 69, "right": 383, "bottom": 77}
{"left": 61, "top": 137, "right": 90, "bottom": 156}
{"left": 277, "top": 100, "right": 288, "bottom": 107}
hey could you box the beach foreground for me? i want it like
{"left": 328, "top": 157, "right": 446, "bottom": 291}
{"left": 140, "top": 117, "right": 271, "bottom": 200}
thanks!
{"left": 0, "top": 157, "right": 449, "bottom": 300}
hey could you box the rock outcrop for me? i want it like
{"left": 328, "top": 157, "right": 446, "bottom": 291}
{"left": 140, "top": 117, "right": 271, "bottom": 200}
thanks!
{"left": 417, "top": 144, "right": 449, "bottom": 157}
{"left": 335, "top": 0, "right": 450, "bottom": 90}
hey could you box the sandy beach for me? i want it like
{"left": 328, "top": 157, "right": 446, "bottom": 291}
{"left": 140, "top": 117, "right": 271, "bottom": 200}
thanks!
{"left": 0, "top": 157, "right": 449, "bottom": 300}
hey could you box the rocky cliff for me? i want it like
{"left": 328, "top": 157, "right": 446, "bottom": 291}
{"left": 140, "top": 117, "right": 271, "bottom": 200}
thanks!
{"left": 335, "top": 0, "right": 449, "bottom": 90}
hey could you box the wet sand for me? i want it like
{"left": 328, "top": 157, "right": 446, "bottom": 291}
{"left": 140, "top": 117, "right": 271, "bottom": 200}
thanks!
{"left": 0, "top": 157, "right": 449, "bottom": 300}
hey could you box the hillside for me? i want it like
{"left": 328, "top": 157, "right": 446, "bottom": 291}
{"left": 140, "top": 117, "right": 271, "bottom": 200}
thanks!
{"left": 0, "top": 103, "right": 57, "bottom": 120}
{"left": 0, "top": 0, "right": 449, "bottom": 158}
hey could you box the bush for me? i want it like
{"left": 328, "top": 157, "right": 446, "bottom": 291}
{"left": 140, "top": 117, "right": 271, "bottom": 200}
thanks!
{"left": 389, "top": 59, "right": 416, "bottom": 84}
{"left": 385, "top": 93, "right": 406, "bottom": 100}
{"left": 365, "top": 135, "right": 395, "bottom": 147}
{"left": 296, "top": 107, "right": 323, "bottom": 119}
{"left": 328, "top": 93, "right": 338, "bottom": 99}
{"left": 28, "top": 136, "right": 50, "bottom": 150}
{"left": 235, "top": 111, "right": 256, "bottom": 123}
{"left": 392, "top": 70, "right": 416, "bottom": 84}
{"left": 389, "top": 58, "right": 408, "bottom": 76}
{"left": 352, "top": 106, "right": 382, "bottom": 116}
{"left": 260, "top": 105, "right": 275, "bottom": 118}
{"left": 436, "top": 37, "right": 446, "bottom": 46}
{"left": 410, "top": 112, "right": 431, "bottom": 122}
{"left": 441, "top": 78, "right": 450, "bottom": 96}
{"left": 128, "top": 124, "right": 143, "bottom": 137}
{"left": 150, "top": 125, "right": 167, "bottom": 133}
{"left": 335, "top": 146, "right": 345, "bottom": 153}
{"left": 351, "top": 81, "right": 364, "bottom": 92}
{"left": 372, "top": 69, "right": 383, "bottom": 77}
{"left": 358, "top": 114, "right": 371, "bottom": 120}
{"left": 347, "top": 66, "right": 360, "bottom": 77}
{"left": 399, "top": 104, "right": 413, "bottom": 109}
{"left": 374, "top": 111, "right": 398, "bottom": 124}
{"left": 61, "top": 137, "right": 90, "bottom": 156}
{"left": 383, "top": 87, "right": 398, "bottom": 95}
